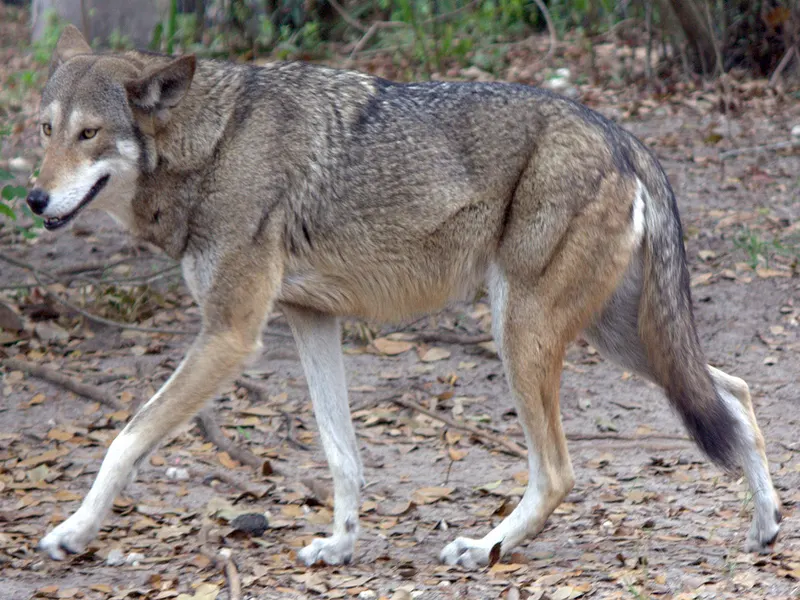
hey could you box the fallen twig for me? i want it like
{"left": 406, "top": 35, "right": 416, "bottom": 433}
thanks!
{"left": 566, "top": 432, "right": 690, "bottom": 442}
{"left": 194, "top": 409, "right": 269, "bottom": 471}
{"left": 719, "top": 139, "right": 800, "bottom": 160}
{"left": 69, "top": 264, "right": 182, "bottom": 286}
{"left": 1, "top": 355, "right": 284, "bottom": 474}
{"left": 193, "top": 412, "right": 332, "bottom": 499}
{"left": 411, "top": 331, "right": 493, "bottom": 345}
{"left": 192, "top": 467, "right": 273, "bottom": 498}
{"left": 387, "top": 393, "right": 692, "bottom": 459}
{"left": 388, "top": 394, "right": 527, "bottom": 458}
{"left": 281, "top": 411, "right": 312, "bottom": 451}
{"left": 197, "top": 548, "right": 242, "bottom": 600}
{"left": 0, "top": 251, "right": 293, "bottom": 338}
{"left": 224, "top": 555, "right": 242, "bottom": 600}
{"left": 55, "top": 255, "right": 176, "bottom": 275}
{"left": 46, "top": 288, "right": 200, "bottom": 336}
{"left": 235, "top": 377, "right": 271, "bottom": 401}
{"left": 0, "top": 251, "right": 58, "bottom": 281}
{"left": 54, "top": 256, "right": 172, "bottom": 277}
{"left": 2, "top": 357, "right": 122, "bottom": 409}
{"left": 0, "top": 251, "right": 197, "bottom": 335}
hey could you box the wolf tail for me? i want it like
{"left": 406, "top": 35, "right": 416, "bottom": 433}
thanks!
{"left": 635, "top": 160, "right": 743, "bottom": 471}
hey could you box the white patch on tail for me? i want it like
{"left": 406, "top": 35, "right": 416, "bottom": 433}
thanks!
{"left": 631, "top": 178, "right": 647, "bottom": 245}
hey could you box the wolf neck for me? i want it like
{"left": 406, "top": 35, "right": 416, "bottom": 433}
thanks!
{"left": 127, "top": 60, "right": 248, "bottom": 259}
{"left": 148, "top": 59, "right": 244, "bottom": 172}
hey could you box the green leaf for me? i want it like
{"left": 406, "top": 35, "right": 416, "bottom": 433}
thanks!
{"left": 0, "top": 202, "right": 17, "bottom": 221}
{"left": 0, "top": 168, "right": 13, "bottom": 181}
{"left": 2, "top": 185, "right": 27, "bottom": 201}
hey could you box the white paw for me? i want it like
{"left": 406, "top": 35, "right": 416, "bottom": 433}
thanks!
{"left": 298, "top": 534, "right": 356, "bottom": 566}
{"left": 439, "top": 537, "right": 496, "bottom": 569}
{"left": 39, "top": 512, "right": 100, "bottom": 560}
{"left": 745, "top": 505, "right": 781, "bottom": 554}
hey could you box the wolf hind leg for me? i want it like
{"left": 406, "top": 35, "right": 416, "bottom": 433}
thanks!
{"left": 441, "top": 172, "right": 638, "bottom": 568}
{"left": 440, "top": 266, "right": 576, "bottom": 568}
{"left": 584, "top": 255, "right": 781, "bottom": 553}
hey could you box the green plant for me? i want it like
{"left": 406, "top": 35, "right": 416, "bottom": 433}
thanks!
{"left": 734, "top": 228, "right": 768, "bottom": 269}
{"left": 0, "top": 173, "right": 41, "bottom": 240}
{"left": 152, "top": 0, "right": 199, "bottom": 54}
{"left": 107, "top": 29, "right": 134, "bottom": 51}
{"left": 771, "top": 235, "right": 800, "bottom": 268}
{"left": 32, "top": 9, "right": 67, "bottom": 65}
{"left": 8, "top": 70, "right": 40, "bottom": 91}
{"left": 0, "top": 126, "right": 42, "bottom": 239}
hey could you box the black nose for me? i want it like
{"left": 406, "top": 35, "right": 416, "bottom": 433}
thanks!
{"left": 26, "top": 189, "right": 49, "bottom": 215}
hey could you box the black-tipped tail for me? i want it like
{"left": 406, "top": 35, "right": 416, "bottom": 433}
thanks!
{"left": 636, "top": 165, "right": 742, "bottom": 472}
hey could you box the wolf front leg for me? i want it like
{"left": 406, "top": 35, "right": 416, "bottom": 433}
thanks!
{"left": 39, "top": 265, "right": 277, "bottom": 560}
{"left": 283, "top": 305, "right": 364, "bottom": 566}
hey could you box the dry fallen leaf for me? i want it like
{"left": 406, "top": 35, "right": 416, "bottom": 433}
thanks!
{"left": 47, "top": 428, "right": 73, "bottom": 442}
{"left": 551, "top": 585, "right": 586, "bottom": 600}
{"left": 489, "top": 562, "right": 523, "bottom": 574}
{"left": 448, "top": 446, "right": 468, "bottom": 461}
{"left": 756, "top": 267, "right": 791, "bottom": 279}
{"left": 690, "top": 272, "right": 713, "bottom": 287}
{"left": 411, "top": 486, "right": 454, "bottom": 505}
{"left": 419, "top": 347, "right": 451, "bottom": 362}
{"left": 372, "top": 338, "right": 413, "bottom": 355}
{"left": 217, "top": 451, "right": 239, "bottom": 469}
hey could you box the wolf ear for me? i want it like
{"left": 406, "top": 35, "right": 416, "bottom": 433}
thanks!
{"left": 125, "top": 55, "right": 197, "bottom": 112}
{"left": 50, "top": 24, "right": 92, "bottom": 75}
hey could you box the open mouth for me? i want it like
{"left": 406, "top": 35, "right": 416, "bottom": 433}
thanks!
{"left": 44, "top": 174, "right": 110, "bottom": 231}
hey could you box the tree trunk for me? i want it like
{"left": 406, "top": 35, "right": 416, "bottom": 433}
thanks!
{"left": 662, "top": 0, "right": 718, "bottom": 75}
{"left": 32, "top": 0, "right": 169, "bottom": 48}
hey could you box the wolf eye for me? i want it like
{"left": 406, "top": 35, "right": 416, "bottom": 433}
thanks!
{"left": 79, "top": 128, "right": 98, "bottom": 140}
{"left": 42, "top": 123, "right": 52, "bottom": 136}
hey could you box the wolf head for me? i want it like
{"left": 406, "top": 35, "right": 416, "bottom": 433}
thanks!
{"left": 27, "top": 25, "right": 196, "bottom": 230}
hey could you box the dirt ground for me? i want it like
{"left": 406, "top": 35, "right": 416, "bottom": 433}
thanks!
{"left": 1, "top": 10, "right": 800, "bottom": 600}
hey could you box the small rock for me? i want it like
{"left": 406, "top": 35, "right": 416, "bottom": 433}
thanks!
{"left": 34, "top": 321, "right": 70, "bottom": 343}
{"left": 791, "top": 124, "right": 800, "bottom": 137}
{"left": 230, "top": 513, "right": 269, "bottom": 537}
{"left": 105, "top": 548, "right": 125, "bottom": 566}
{"left": 125, "top": 552, "right": 145, "bottom": 566}
{"left": 165, "top": 467, "right": 190, "bottom": 481}
{"left": 358, "top": 592, "right": 377, "bottom": 600}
